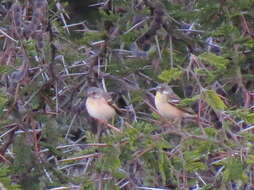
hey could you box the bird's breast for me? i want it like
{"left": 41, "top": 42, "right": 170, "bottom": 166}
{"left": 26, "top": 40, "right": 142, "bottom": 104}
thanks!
{"left": 86, "top": 97, "right": 116, "bottom": 121}
{"left": 155, "top": 92, "right": 183, "bottom": 119}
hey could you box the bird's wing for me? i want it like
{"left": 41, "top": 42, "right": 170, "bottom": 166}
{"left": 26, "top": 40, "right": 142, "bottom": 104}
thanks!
{"left": 104, "top": 92, "right": 113, "bottom": 102}
{"left": 104, "top": 92, "right": 126, "bottom": 115}
{"left": 167, "top": 93, "right": 181, "bottom": 106}
{"left": 167, "top": 93, "right": 195, "bottom": 116}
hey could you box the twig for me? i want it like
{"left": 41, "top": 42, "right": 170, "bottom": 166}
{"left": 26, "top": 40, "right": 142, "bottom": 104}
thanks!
{"left": 64, "top": 114, "right": 77, "bottom": 139}
{"left": 88, "top": 2, "right": 105, "bottom": 7}
{"left": 155, "top": 35, "right": 162, "bottom": 60}
{"left": 105, "top": 122, "right": 122, "bottom": 133}
{"left": 59, "top": 153, "right": 102, "bottom": 162}
{"left": 0, "top": 28, "right": 17, "bottom": 42}
{"left": 177, "top": 29, "right": 205, "bottom": 33}
{"left": 0, "top": 126, "right": 18, "bottom": 139}
{"left": 119, "top": 181, "right": 130, "bottom": 189}
{"left": 124, "top": 17, "right": 150, "bottom": 34}
{"left": 24, "top": 87, "right": 42, "bottom": 106}
{"left": 137, "top": 187, "right": 168, "bottom": 190}
{"left": 55, "top": 81, "right": 59, "bottom": 113}
{"left": 62, "top": 72, "right": 89, "bottom": 77}
{"left": 63, "top": 21, "right": 85, "bottom": 28}
{"left": 56, "top": 2, "right": 70, "bottom": 34}
{"left": 43, "top": 168, "right": 53, "bottom": 183}
{"left": 48, "top": 187, "right": 79, "bottom": 190}
{"left": 131, "top": 144, "right": 156, "bottom": 162}
{"left": 195, "top": 172, "right": 207, "bottom": 185}
{"left": 83, "top": 157, "right": 93, "bottom": 175}
{"left": 169, "top": 35, "right": 173, "bottom": 67}
{"left": 40, "top": 143, "right": 108, "bottom": 153}
{"left": 0, "top": 154, "right": 11, "bottom": 164}
{"left": 239, "top": 125, "right": 254, "bottom": 133}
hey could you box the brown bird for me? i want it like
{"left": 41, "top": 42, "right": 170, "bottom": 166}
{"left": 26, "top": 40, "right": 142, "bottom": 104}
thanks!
{"left": 86, "top": 87, "right": 116, "bottom": 122}
{"left": 154, "top": 84, "right": 195, "bottom": 120}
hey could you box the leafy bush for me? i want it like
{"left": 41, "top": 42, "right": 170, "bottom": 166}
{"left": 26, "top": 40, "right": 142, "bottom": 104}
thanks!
{"left": 0, "top": 0, "right": 254, "bottom": 189}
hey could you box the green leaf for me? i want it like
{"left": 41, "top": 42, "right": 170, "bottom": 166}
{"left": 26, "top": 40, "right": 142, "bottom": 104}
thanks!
{"left": 185, "top": 161, "right": 206, "bottom": 172}
{"left": 158, "top": 68, "right": 182, "bottom": 83}
{"left": 240, "top": 112, "right": 254, "bottom": 124}
{"left": 0, "top": 65, "right": 15, "bottom": 74}
{"left": 204, "top": 127, "right": 217, "bottom": 137}
{"left": 246, "top": 154, "right": 254, "bottom": 165}
{"left": 178, "top": 95, "right": 200, "bottom": 107}
{"left": 211, "top": 24, "right": 240, "bottom": 37}
{"left": 80, "top": 31, "right": 104, "bottom": 45}
{"left": 121, "top": 30, "right": 140, "bottom": 44}
{"left": 158, "top": 150, "right": 168, "bottom": 185}
{"left": 223, "top": 158, "right": 246, "bottom": 181}
{"left": 11, "top": 135, "right": 42, "bottom": 189}
{"left": 184, "top": 150, "right": 201, "bottom": 161}
{"left": 233, "top": 109, "right": 254, "bottom": 125}
{"left": 243, "top": 39, "right": 254, "bottom": 49}
{"left": 202, "top": 90, "right": 226, "bottom": 111}
{"left": 81, "top": 178, "right": 95, "bottom": 190}
{"left": 184, "top": 150, "right": 206, "bottom": 172}
{"left": 99, "top": 9, "right": 119, "bottom": 22}
{"left": 240, "top": 132, "right": 254, "bottom": 143}
{"left": 97, "top": 146, "right": 121, "bottom": 174}
{"left": 0, "top": 164, "right": 21, "bottom": 190}
{"left": 0, "top": 91, "right": 8, "bottom": 116}
{"left": 24, "top": 39, "right": 37, "bottom": 57}
{"left": 199, "top": 53, "right": 230, "bottom": 70}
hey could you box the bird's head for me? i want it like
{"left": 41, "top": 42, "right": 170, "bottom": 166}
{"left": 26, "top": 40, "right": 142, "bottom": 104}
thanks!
{"left": 156, "top": 83, "right": 174, "bottom": 95}
{"left": 87, "top": 87, "right": 104, "bottom": 99}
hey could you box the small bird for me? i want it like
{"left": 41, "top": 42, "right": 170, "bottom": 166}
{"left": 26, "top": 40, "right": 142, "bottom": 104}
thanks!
{"left": 154, "top": 84, "right": 195, "bottom": 120}
{"left": 86, "top": 87, "right": 116, "bottom": 122}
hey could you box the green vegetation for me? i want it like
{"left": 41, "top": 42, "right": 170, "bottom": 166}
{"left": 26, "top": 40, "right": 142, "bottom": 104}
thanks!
{"left": 0, "top": 0, "right": 254, "bottom": 189}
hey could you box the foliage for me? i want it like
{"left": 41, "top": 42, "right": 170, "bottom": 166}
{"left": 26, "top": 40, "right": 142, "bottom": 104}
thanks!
{"left": 0, "top": 0, "right": 254, "bottom": 189}
{"left": 202, "top": 90, "right": 227, "bottom": 111}
{"left": 158, "top": 67, "right": 183, "bottom": 83}
{"left": 0, "top": 165, "right": 21, "bottom": 190}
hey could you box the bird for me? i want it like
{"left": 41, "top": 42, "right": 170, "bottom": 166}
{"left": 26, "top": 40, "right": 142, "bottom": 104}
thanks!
{"left": 154, "top": 83, "right": 195, "bottom": 120}
{"left": 86, "top": 87, "right": 116, "bottom": 122}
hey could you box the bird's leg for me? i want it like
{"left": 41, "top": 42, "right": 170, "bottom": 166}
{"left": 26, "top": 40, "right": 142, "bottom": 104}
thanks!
{"left": 105, "top": 122, "right": 122, "bottom": 133}
{"left": 106, "top": 117, "right": 116, "bottom": 135}
{"left": 96, "top": 119, "right": 122, "bottom": 133}
{"left": 111, "top": 116, "right": 115, "bottom": 125}
{"left": 173, "top": 118, "right": 182, "bottom": 129}
{"left": 95, "top": 120, "right": 105, "bottom": 142}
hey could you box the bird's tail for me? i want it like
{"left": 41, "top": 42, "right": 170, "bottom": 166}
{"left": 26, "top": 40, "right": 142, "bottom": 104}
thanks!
{"left": 184, "top": 113, "right": 210, "bottom": 126}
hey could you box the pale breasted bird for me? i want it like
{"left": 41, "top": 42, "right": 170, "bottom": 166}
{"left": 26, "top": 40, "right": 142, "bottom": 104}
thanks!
{"left": 154, "top": 84, "right": 195, "bottom": 120}
{"left": 86, "top": 87, "right": 116, "bottom": 122}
